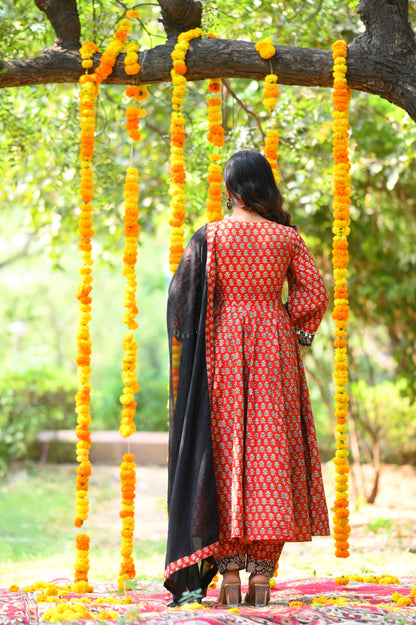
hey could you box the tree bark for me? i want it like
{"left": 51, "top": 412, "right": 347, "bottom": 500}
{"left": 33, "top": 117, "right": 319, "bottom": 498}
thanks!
{"left": 33, "top": 0, "right": 81, "bottom": 50}
{"left": 1, "top": 0, "right": 416, "bottom": 121}
{"left": 158, "top": 0, "right": 202, "bottom": 41}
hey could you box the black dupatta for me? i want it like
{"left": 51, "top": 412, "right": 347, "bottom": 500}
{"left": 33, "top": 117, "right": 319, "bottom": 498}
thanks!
{"left": 164, "top": 224, "right": 219, "bottom": 604}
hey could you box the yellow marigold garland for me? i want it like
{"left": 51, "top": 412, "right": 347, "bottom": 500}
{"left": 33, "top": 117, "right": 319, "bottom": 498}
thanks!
{"left": 255, "top": 37, "right": 276, "bottom": 59}
{"left": 118, "top": 453, "right": 137, "bottom": 589}
{"left": 331, "top": 39, "right": 352, "bottom": 559}
{"left": 206, "top": 76, "right": 224, "bottom": 222}
{"left": 168, "top": 27, "right": 204, "bottom": 274}
{"left": 255, "top": 38, "right": 280, "bottom": 184}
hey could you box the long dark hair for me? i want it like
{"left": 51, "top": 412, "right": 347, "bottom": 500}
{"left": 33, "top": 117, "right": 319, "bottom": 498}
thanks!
{"left": 224, "top": 150, "right": 294, "bottom": 227}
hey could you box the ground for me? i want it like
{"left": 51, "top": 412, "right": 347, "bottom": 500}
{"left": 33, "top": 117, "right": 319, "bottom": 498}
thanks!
{"left": 3, "top": 462, "right": 416, "bottom": 587}
{"left": 79, "top": 461, "right": 416, "bottom": 580}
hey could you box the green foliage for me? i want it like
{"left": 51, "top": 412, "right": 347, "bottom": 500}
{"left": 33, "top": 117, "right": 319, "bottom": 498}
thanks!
{"left": 350, "top": 379, "right": 416, "bottom": 464}
{"left": 365, "top": 517, "right": 393, "bottom": 535}
{"left": 0, "top": 0, "right": 416, "bottom": 467}
{"left": 0, "top": 366, "right": 78, "bottom": 474}
{"left": 92, "top": 367, "right": 168, "bottom": 432}
{"left": 0, "top": 0, "right": 55, "bottom": 59}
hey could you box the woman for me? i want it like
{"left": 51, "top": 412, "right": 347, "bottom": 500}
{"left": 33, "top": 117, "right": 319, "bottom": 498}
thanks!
{"left": 164, "top": 150, "right": 330, "bottom": 606}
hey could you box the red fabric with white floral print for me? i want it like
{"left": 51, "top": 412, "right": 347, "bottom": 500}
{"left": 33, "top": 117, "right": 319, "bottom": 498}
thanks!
{"left": 206, "top": 220, "right": 330, "bottom": 550}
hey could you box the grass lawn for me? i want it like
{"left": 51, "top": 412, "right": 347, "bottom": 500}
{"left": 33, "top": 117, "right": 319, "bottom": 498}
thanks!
{"left": 0, "top": 463, "right": 166, "bottom": 587}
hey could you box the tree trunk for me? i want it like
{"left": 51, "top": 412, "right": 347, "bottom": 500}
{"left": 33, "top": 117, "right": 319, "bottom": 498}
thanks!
{"left": 364, "top": 435, "right": 381, "bottom": 505}
{"left": 349, "top": 415, "right": 367, "bottom": 501}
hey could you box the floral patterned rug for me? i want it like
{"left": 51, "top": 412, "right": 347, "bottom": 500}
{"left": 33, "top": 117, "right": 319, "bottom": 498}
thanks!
{"left": 1, "top": 576, "right": 416, "bottom": 624}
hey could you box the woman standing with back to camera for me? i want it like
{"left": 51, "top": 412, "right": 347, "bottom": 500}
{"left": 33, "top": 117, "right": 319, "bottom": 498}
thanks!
{"left": 164, "top": 150, "right": 330, "bottom": 607}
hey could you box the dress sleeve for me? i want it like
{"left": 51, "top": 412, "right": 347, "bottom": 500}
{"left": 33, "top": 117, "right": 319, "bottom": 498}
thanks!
{"left": 285, "top": 230, "right": 329, "bottom": 346}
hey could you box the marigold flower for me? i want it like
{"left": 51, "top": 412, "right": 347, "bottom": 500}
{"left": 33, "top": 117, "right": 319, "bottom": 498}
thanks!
{"left": 255, "top": 37, "right": 276, "bottom": 59}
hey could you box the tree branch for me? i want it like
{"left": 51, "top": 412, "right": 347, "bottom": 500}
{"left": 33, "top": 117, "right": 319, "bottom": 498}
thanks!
{"left": 33, "top": 0, "right": 81, "bottom": 50}
{"left": 222, "top": 79, "right": 265, "bottom": 142}
{"left": 157, "top": 0, "right": 202, "bottom": 41}
{"left": 0, "top": 235, "right": 35, "bottom": 269}
{"left": 1, "top": 0, "right": 416, "bottom": 122}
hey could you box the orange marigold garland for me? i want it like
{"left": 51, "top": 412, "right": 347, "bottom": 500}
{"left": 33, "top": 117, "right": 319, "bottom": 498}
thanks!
{"left": 168, "top": 27, "right": 204, "bottom": 274}
{"left": 331, "top": 39, "right": 352, "bottom": 559}
{"left": 118, "top": 453, "right": 137, "bottom": 590}
{"left": 94, "top": 18, "right": 132, "bottom": 86}
{"left": 74, "top": 41, "right": 100, "bottom": 532}
{"left": 119, "top": 24, "right": 148, "bottom": 440}
{"left": 124, "top": 37, "right": 148, "bottom": 142}
{"left": 74, "top": 15, "right": 133, "bottom": 583}
{"left": 119, "top": 163, "right": 140, "bottom": 439}
{"left": 74, "top": 534, "right": 92, "bottom": 588}
{"left": 117, "top": 14, "right": 148, "bottom": 587}
{"left": 171, "top": 336, "right": 182, "bottom": 405}
{"left": 206, "top": 76, "right": 224, "bottom": 222}
{"left": 255, "top": 38, "right": 280, "bottom": 184}
{"left": 119, "top": 160, "right": 141, "bottom": 440}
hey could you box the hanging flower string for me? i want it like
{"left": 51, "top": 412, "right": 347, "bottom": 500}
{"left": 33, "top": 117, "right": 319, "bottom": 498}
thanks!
{"left": 331, "top": 39, "right": 352, "bottom": 559}
{"left": 116, "top": 8, "right": 147, "bottom": 588}
{"left": 253, "top": 37, "right": 280, "bottom": 588}
{"left": 168, "top": 27, "right": 204, "bottom": 274}
{"left": 74, "top": 15, "right": 133, "bottom": 586}
{"left": 206, "top": 75, "right": 224, "bottom": 222}
{"left": 118, "top": 453, "right": 137, "bottom": 589}
{"left": 255, "top": 37, "right": 280, "bottom": 184}
{"left": 253, "top": 43, "right": 281, "bottom": 579}
{"left": 73, "top": 534, "right": 93, "bottom": 591}
{"left": 74, "top": 41, "right": 100, "bottom": 535}
{"left": 119, "top": 18, "right": 148, "bottom": 440}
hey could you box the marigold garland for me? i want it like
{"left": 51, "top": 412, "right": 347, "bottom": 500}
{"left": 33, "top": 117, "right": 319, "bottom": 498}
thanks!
{"left": 256, "top": 38, "right": 280, "bottom": 184}
{"left": 168, "top": 27, "right": 204, "bottom": 274}
{"left": 74, "top": 42, "right": 100, "bottom": 533}
{"left": 331, "top": 39, "right": 352, "bottom": 559}
{"left": 171, "top": 336, "right": 182, "bottom": 405}
{"left": 74, "top": 534, "right": 91, "bottom": 585}
{"left": 206, "top": 77, "right": 224, "bottom": 222}
{"left": 118, "top": 453, "right": 137, "bottom": 589}
{"left": 124, "top": 40, "right": 148, "bottom": 142}
{"left": 74, "top": 14, "right": 133, "bottom": 583}
{"left": 118, "top": 31, "right": 148, "bottom": 439}
{"left": 119, "top": 162, "right": 141, "bottom": 439}
{"left": 115, "top": 14, "right": 148, "bottom": 587}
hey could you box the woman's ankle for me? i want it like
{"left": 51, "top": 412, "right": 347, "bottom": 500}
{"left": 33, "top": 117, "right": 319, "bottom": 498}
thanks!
{"left": 248, "top": 573, "right": 269, "bottom": 585}
{"left": 223, "top": 570, "right": 241, "bottom": 584}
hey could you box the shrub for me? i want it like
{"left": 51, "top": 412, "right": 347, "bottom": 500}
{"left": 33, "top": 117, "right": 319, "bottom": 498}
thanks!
{"left": 350, "top": 379, "right": 416, "bottom": 464}
{"left": 0, "top": 366, "right": 77, "bottom": 474}
{"left": 91, "top": 365, "right": 168, "bottom": 432}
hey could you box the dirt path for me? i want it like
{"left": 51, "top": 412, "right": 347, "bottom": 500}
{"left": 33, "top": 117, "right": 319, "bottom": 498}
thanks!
{"left": 89, "top": 462, "right": 416, "bottom": 579}
{"left": 6, "top": 462, "right": 414, "bottom": 586}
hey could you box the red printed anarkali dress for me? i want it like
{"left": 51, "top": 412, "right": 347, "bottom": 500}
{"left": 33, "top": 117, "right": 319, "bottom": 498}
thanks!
{"left": 164, "top": 219, "right": 330, "bottom": 603}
